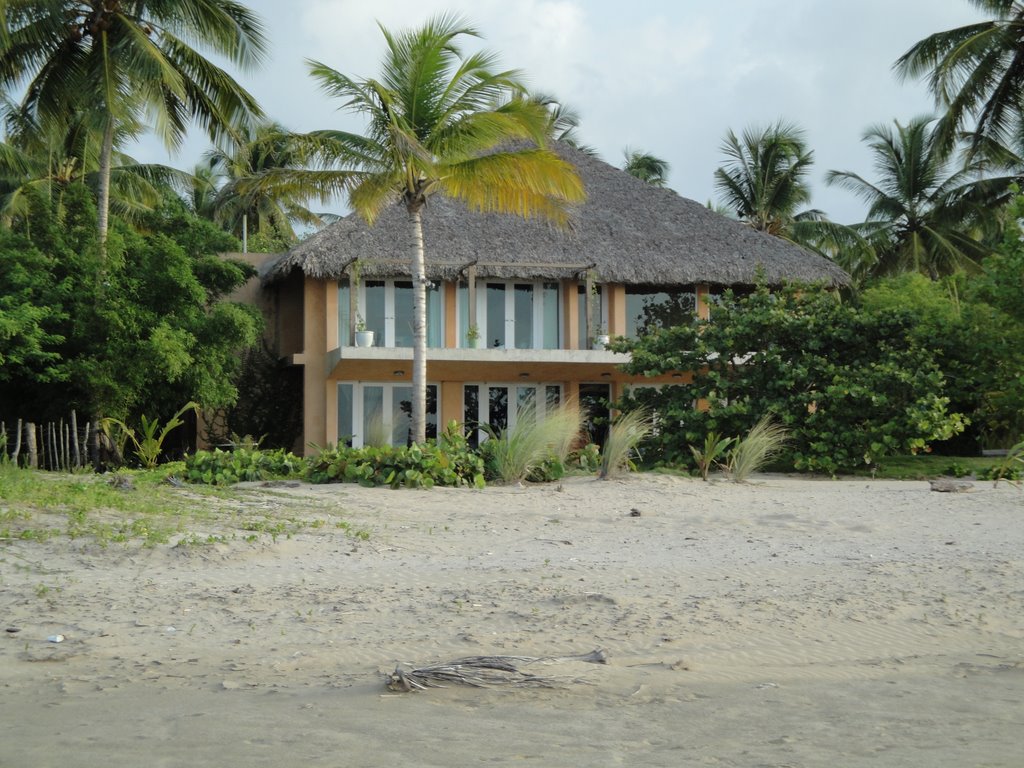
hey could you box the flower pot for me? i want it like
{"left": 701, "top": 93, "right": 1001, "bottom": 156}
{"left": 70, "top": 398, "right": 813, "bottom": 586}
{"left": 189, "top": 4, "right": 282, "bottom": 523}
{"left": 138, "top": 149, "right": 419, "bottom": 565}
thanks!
{"left": 355, "top": 330, "right": 375, "bottom": 347}
{"left": 593, "top": 334, "right": 610, "bottom": 350}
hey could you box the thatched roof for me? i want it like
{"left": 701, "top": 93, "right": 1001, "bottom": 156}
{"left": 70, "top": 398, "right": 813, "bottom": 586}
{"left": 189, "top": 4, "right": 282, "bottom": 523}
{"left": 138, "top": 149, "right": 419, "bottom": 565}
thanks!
{"left": 263, "top": 143, "right": 850, "bottom": 287}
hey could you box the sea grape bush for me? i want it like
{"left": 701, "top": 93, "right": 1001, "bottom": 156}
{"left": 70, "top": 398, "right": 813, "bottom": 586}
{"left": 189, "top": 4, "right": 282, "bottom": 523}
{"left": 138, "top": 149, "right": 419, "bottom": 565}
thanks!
{"left": 617, "top": 282, "right": 966, "bottom": 474}
{"left": 185, "top": 447, "right": 303, "bottom": 486}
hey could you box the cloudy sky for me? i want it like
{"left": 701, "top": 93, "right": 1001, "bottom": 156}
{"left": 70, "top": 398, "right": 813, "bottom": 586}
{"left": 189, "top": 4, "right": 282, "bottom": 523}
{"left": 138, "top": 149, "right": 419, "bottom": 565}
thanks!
{"left": 129, "top": 0, "right": 986, "bottom": 224}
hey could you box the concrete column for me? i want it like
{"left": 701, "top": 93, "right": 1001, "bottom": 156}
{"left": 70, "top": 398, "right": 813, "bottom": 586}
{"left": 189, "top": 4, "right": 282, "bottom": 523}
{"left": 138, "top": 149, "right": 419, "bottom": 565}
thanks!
{"left": 440, "top": 381, "right": 462, "bottom": 433}
{"left": 564, "top": 281, "right": 579, "bottom": 350}
{"left": 607, "top": 284, "right": 626, "bottom": 337}
{"left": 696, "top": 283, "right": 712, "bottom": 320}
{"left": 302, "top": 277, "right": 328, "bottom": 451}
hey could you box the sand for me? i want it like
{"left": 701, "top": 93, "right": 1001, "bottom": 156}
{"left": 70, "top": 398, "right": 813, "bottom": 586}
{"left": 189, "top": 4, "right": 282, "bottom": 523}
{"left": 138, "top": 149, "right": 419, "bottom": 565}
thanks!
{"left": 2, "top": 473, "right": 1022, "bottom": 767}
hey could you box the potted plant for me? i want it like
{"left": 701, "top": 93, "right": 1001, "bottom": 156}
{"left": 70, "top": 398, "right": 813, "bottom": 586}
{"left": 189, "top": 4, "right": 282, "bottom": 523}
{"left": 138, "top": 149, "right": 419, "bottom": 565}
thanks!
{"left": 355, "top": 316, "right": 375, "bottom": 347}
{"left": 466, "top": 323, "right": 482, "bottom": 349}
{"left": 592, "top": 327, "right": 610, "bottom": 350}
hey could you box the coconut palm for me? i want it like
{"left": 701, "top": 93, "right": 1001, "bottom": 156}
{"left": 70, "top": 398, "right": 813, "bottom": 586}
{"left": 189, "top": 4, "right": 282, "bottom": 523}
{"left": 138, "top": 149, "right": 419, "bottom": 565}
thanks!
{"left": 826, "top": 116, "right": 1012, "bottom": 280}
{"left": 0, "top": 0, "right": 267, "bottom": 249}
{"left": 292, "top": 13, "right": 584, "bottom": 442}
{"left": 0, "top": 101, "right": 181, "bottom": 228}
{"left": 201, "top": 121, "right": 323, "bottom": 245}
{"left": 714, "top": 121, "right": 825, "bottom": 238}
{"left": 622, "top": 148, "right": 670, "bottom": 186}
{"left": 895, "top": 0, "right": 1024, "bottom": 156}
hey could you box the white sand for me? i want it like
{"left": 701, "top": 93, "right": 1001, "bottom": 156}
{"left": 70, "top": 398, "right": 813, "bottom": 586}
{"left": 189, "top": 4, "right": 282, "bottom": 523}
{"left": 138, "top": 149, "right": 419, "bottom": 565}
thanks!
{"left": 2, "top": 474, "right": 1023, "bottom": 766}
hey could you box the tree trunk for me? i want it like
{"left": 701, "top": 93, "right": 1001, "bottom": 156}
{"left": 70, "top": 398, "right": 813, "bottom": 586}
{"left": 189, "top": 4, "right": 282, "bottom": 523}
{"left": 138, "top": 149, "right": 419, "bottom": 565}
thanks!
{"left": 97, "top": 118, "right": 115, "bottom": 254}
{"left": 408, "top": 205, "right": 428, "bottom": 444}
{"left": 26, "top": 422, "right": 37, "bottom": 469}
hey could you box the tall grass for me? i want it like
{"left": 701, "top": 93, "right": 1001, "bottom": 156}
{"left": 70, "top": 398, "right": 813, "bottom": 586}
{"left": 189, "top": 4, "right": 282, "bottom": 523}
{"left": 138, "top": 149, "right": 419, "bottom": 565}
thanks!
{"left": 599, "top": 409, "right": 653, "bottom": 479}
{"left": 486, "top": 404, "right": 584, "bottom": 484}
{"left": 727, "top": 414, "right": 788, "bottom": 482}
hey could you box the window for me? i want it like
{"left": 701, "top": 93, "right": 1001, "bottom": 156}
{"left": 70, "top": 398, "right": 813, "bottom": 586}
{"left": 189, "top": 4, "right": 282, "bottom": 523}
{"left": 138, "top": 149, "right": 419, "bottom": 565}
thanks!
{"left": 338, "top": 382, "right": 437, "bottom": 447}
{"left": 339, "top": 278, "right": 442, "bottom": 347}
{"left": 458, "top": 280, "right": 560, "bottom": 349}
{"left": 625, "top": 285, "right": 695, "bottom": 338}
{"left": 463, "top": 382, "right": 564, "bottom": 444}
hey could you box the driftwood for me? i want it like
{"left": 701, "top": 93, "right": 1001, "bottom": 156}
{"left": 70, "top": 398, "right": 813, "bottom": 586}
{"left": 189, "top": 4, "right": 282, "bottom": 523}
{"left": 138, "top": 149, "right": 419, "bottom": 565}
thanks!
{"left": 386, "top": 649, "right": 607, "bottom": 693}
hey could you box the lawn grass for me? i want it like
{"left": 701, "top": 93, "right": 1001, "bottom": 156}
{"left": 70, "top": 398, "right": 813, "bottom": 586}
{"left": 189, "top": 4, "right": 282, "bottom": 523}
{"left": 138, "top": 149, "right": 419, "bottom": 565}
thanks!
{"left": 844, "top": 454, "right": 1003, "bottom": 480}
{"left": 0, "top": 463, "right": 369, "bottom": 548}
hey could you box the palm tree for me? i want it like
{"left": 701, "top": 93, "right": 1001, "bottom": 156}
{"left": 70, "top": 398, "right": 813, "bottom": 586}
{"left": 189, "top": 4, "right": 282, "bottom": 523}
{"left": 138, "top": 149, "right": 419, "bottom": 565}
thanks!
{"left": 622, "top": 148, "right": 670, "bottom": 186}
{"left": 713, "top": 121, "right": 824, "bottom": 237}
{"left": 0, "top": 101, "right": 181, "bottom": 229}
{"left": 201, "top": 121, "right": 322, "bottom": 246}
{"left": 0, "top": 0, "right": 268, "bottom": 249}
{"left": 826, "top": 116, "right": 1012, "bottom": 280}
{"left": 895, "top": 1, "right": 1024, "bottom": 155}
{"left": 295, "top": 13, "right": 585, "bottom": 442}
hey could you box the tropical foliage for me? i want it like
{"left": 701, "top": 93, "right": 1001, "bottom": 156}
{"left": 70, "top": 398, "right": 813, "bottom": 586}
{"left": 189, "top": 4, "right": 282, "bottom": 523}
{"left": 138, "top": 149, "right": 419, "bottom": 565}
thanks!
{"left": 895, "top": 0, "right": 1024, "bottom": 155}
{"left": 616, "top": 283, "right": 966, "bottom": 474}
{"left": 622, "top": 148, "right": 670, "bottom": 186}
{"left": 0, "top": 184, "right": 260, "bottom": 427}
{"left": 0, "top": 0, "right": 268, "bottom": 248}
{"left": 714, "top": 121, "right": 825, "bottom": 237}
{"left": 826, "top": 116, "right": 1013, "bottom": 280}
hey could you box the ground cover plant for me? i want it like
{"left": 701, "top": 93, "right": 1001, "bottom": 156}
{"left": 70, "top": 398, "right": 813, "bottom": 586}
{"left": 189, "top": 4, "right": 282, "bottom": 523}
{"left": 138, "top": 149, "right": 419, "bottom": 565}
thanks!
{"left": 0, "top": 464, "right": 368, "bottom": 548}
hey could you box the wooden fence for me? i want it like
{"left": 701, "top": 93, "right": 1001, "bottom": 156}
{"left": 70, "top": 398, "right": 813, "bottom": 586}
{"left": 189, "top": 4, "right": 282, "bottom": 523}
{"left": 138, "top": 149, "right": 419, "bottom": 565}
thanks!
{"left": 1, "top": 411, "right": 98, "bottom": 471}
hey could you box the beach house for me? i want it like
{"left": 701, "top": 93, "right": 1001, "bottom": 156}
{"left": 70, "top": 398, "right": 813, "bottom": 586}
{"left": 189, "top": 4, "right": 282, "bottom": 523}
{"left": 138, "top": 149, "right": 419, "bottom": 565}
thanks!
{"left": 256, "top": 143, "right": 849, "bottom": 451}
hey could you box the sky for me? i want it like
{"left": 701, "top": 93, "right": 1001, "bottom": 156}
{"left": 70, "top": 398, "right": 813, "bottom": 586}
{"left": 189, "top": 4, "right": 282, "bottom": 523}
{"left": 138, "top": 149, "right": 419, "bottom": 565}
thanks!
{"left": 127, "top": 0, "right": 988, "bottom": 225}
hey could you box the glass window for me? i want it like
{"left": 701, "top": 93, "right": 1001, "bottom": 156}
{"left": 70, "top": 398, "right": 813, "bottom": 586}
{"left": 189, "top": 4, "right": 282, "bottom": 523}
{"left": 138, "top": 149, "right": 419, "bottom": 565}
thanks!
{"left": 545, "top": 385, "right": 561, "bottom": 412}
{"left": 488, "top": 386, "right": 509, "bottom": 432}
{"left": 364, "top": 281, "right": 386, "bottom": 338}
{"left": 486, "top": 283, "right": 506, "bottom": 348}
{"left": 514, "top": 284, "right": 533, "bottom": 349}
{"left": 337, "top": 383, "right": 353, "bottom": 447}
{"left": 464, "top": 384, "right": 480, "bottom": 448}
{"left": 517, "top": 386, "right": 536, "bottom": 419}
{"left": 625, "top": 285, "right": 695, "bottom": 338}
{"left": 362, "top": 385, "right": 386, "bottom": 447}
{"left": 426, "top": 282, "right": 442, "bottom": 348}
{"left": 393, "top": 281, "right": 414, "bottom": 348}
{"left": 542, "top": 282, "right": 560, "bottom": 349}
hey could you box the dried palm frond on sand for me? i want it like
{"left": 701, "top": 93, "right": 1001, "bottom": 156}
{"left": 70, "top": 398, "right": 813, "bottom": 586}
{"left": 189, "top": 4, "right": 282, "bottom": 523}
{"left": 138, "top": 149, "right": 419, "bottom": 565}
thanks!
{"left": 386, "top": 649, "right": 607, "bottom": 692}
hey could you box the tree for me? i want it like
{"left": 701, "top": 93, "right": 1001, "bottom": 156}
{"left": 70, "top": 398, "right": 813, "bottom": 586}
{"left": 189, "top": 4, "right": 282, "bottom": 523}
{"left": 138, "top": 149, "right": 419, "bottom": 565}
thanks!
{"left": 0, "top": 0, "right": 267, "bottom": 249}
{"left": 616, "top": 283, "right": 965, "bottom": 474}
{"left": 826, "top": 116, "right": 1012, "bottom": 280}
{"left": 0, "top": 103, "right": 182, "bottom": 229}
{"left": 200, "top": 120, "right": 323, "bottom": 246}
{"left": 295, "top": 13, "right": 585, "bottom": 442}
{"left": 713, "top": 121, "right": 825, "bottom": 237}
{"left": 895, "top": 0, "right": 1024, "bottom": 155}
{"left": 622, "top": 147, "right": 670, "bottom": 186}
{"left": 0, "top": 183, "right": 261, "bottom": 426}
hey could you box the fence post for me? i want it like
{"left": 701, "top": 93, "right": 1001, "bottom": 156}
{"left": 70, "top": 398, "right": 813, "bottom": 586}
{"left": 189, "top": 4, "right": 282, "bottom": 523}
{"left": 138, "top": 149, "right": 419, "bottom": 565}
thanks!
{"left": 13, "top": 419, "right": 22, "bottom": 465}
{"left": 26, "top": 422, "right": 37, "bottom": 469}
{"left": 71, "top": 410, "right": 81, "bottom": 469}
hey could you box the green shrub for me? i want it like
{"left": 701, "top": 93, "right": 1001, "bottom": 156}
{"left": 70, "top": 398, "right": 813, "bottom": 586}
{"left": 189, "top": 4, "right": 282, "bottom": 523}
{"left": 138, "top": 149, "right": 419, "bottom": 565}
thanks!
{"left": 618, "top": 283, "right": 965, "bottom": 474}
{"left": 689, "top": 431, "right": 735, "bottom": 481}
{"left": 185, "top": 446, "right": 303, "bottom": 486}
{"left": 306, "top": 437, "right": 485, "bottom": 489}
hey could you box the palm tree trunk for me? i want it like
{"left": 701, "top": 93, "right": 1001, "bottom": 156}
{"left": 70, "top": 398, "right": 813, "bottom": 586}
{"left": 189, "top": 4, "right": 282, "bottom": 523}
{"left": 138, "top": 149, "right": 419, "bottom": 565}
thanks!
{"left": 409, "top": 205, "right": 428, "bottom": 444}
{"left": 97, "top": 118, "right": 115, "bottom": 254}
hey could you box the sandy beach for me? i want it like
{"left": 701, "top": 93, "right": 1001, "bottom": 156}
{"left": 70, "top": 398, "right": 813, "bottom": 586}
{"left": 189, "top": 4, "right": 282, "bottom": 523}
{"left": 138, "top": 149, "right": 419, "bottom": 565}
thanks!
{"left": 2, "top": 473, "right": 1022, "bottom": 767}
